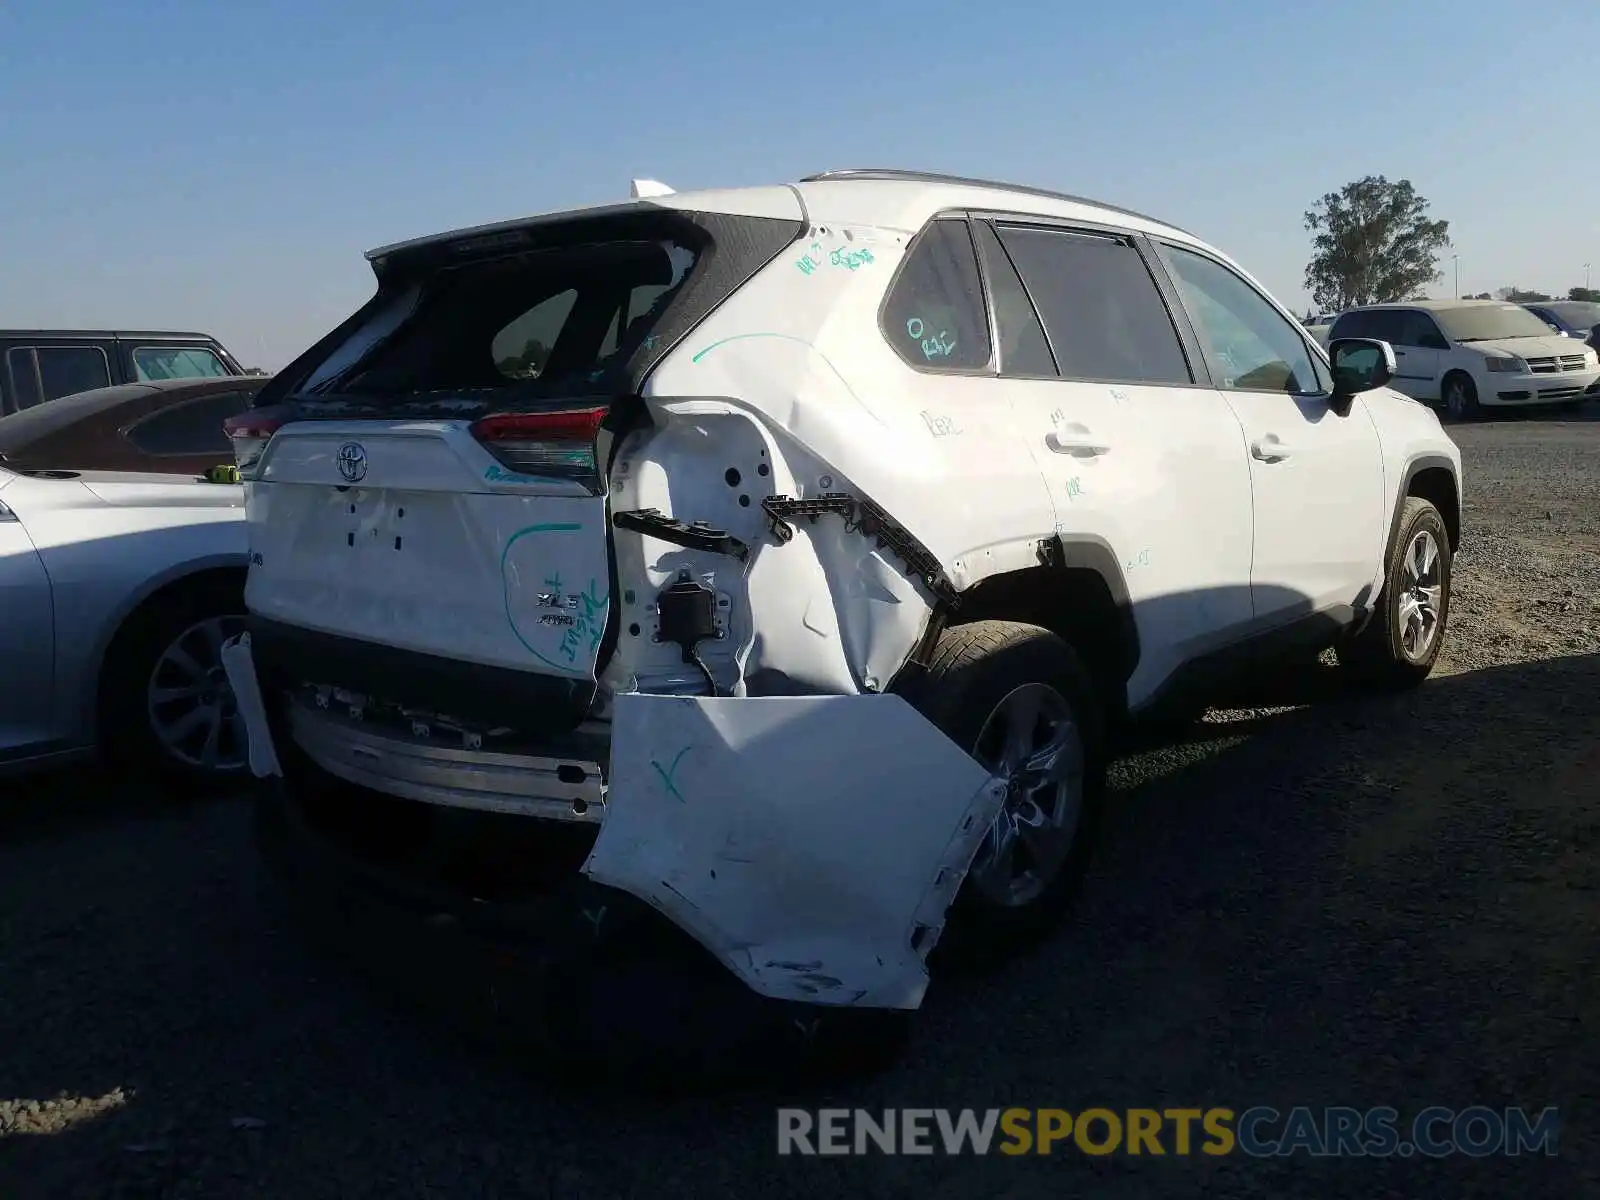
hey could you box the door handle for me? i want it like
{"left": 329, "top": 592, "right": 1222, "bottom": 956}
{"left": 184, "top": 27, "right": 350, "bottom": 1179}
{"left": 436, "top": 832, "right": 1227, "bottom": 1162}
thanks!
{"left": 1045, "top": 429, "right": 1111, "bottom": 457}
{"left": 1250, "top": 437, "right": 1292, "bottom": 463}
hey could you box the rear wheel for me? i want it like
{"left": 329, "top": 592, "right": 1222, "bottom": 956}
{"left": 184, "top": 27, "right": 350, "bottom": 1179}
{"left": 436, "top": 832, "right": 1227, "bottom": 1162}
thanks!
{"left": 1442, "top": 371, "right": 1479, "bottom": 421}
{"left": 99, "top": 576, "right": 250, "bottom": 789}
{"left": 1336, "top": 497, "right": 1452, "bottom": 690}
{"left": 896, "top": 620, "right": 1106, "bottom": 972}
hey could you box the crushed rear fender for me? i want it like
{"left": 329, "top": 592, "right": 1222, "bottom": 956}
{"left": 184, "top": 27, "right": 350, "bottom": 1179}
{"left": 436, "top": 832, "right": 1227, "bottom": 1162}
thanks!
{"left": 583, "top": 692, "right": 1006, "bottom": 1010}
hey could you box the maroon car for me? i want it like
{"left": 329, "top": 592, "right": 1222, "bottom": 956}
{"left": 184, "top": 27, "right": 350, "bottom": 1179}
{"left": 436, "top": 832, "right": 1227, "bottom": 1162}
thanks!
{"left": 0, "top": 376, "right": 269, "bottom": 477}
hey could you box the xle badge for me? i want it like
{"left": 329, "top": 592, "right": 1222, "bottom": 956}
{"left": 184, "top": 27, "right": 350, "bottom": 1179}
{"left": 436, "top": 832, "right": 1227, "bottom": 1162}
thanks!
{"left": 337, "top": 442, "right": 368, "bottom": 483}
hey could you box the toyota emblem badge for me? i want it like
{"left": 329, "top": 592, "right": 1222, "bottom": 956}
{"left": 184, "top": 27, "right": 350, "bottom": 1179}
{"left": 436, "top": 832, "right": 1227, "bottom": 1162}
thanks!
{"left": 336, "top": 442, "right": 368, "bottom": 484}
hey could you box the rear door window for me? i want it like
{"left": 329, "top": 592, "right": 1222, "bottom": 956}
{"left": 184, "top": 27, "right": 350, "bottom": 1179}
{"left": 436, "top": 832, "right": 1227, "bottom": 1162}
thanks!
{"left": 133, "top": 345, "right": 231, "bottom": 381}
{"left": 880, "top": 219, "right": 993, "bottom": 371}
{"left": 33, "top": 346, "right": 113, "bottom": 402}
{"left": 124, "top": 389, "right": 255, "bottom": 459}
{"left": 995, "top": 224, "right": 1192, "bottom": 386}
{"left": 316, "top": 238, "right": 699, "bottom": 401}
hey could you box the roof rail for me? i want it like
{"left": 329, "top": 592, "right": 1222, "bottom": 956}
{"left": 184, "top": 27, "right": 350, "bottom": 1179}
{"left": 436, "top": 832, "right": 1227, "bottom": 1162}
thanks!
{"left": 799, "top": 168, "right": 1193, "bottom": 236}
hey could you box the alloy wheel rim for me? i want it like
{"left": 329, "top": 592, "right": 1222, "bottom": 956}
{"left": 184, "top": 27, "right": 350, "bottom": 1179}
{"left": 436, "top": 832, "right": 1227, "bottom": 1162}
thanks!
{"left": 145, "top": 615, "right": 250, "bottom": 772}
{"left": 968, "top": 683, "right": 1084, "bottom": 908}
{"left": 1397, "top": 530, "right": 1444, "bottom": 662}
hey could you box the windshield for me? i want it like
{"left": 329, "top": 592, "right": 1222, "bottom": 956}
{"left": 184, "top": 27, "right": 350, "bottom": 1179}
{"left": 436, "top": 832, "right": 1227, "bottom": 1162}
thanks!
{"left": 1542, "top": 302, "right": 1600, "bottom": 332}
{"left": 1433, "top": 304, "right": 1556, "bottom": 342}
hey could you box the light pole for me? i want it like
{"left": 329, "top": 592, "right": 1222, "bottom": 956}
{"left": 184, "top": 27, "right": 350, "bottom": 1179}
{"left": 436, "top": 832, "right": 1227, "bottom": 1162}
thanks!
{"left": 1452, "top": 254, "right": 1460, "bottom": 298}
{"left": 1586, "top": 262, "right": 1592, "bottom": 293}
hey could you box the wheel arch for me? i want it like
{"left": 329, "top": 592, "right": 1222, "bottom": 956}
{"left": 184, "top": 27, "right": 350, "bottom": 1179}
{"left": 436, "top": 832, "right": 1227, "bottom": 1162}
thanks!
{"left": 920, "top": 534, "right": 1139, "bottom": 720}
{"left": 84, "top": 556, "right": 248, "bottom": 739}
{"left": 1389, "top": 455, "right": 1461, "bottom": 553}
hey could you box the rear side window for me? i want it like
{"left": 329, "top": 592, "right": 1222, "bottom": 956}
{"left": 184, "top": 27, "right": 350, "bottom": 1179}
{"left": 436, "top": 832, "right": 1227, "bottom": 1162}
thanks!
{"left": 995, "top": 225, "right": 1192, "bottom": 386}
{"left": 322, "top": 238, "right": 698, "bottom": 399}
{"left": 34, "top": 347, "right": 112, "bottom": 402}
{"left": 880, "top": 219, "right": 992, "bottom": 371}
{"left": 125, "top": 390, "right": 254, "bottom": 458}
{"left": 133, "top": 346, "right": 230, "bottom": 381}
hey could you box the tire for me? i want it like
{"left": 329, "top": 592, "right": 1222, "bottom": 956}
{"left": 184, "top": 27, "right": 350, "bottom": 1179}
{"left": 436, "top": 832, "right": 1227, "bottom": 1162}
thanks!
{"left": 98, "top": 574, "right": 250, "bottom": 789}
{"left": 1442, "top": 371, "right": 1479, "bottom": 421}
{"left": 1336, "top": 497, "right": 1452, "bottom": 690}
{"left": 895, "top": 620, "right": 1106, "bottom": 973}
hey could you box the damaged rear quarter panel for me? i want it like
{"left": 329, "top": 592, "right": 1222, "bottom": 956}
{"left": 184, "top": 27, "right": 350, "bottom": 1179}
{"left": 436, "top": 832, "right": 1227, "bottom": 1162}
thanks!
{"left": 610, "top": 217, "right": 1059, "bottom": 698}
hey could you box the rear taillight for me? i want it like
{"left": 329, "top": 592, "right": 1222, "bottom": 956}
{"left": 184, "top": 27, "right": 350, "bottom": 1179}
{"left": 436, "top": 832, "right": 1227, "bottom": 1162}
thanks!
{"left": 471, "top": 407, "right": 609, "bottom": 492}
{"left": 222, "top": 413, "right": 284, "bottom": 479}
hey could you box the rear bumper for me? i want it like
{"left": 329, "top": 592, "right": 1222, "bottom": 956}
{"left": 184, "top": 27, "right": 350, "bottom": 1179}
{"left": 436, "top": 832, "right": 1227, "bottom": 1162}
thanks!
{"left": 224, "top": 631, "right": 1007, "bottom": 1015}
{"left": 248, "top": 615, "right": 597, "bottom": 734}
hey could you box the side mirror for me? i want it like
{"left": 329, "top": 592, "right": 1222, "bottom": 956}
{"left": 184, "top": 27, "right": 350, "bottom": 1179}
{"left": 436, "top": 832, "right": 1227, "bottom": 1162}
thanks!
{"left": 1328, "top": 338, "right": 1395, "bottom": 412}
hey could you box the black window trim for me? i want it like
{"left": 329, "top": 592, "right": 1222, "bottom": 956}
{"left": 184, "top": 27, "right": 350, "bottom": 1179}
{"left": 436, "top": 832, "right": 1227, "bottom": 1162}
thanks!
{"left": 971, "top": 210, "right": 1208, "bottom": 390}
{"left": 1148, "top": 238, "right": 1333, "bottom": 398}
{"left": 969, "top": 218, "right": 1058, "bottom": 379}
{"left": 875, "top": 213, "right": 999, "bottom": 379}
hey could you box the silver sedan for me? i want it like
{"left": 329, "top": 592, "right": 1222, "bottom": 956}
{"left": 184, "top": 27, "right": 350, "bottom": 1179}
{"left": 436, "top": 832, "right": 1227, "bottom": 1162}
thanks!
{"left": 0, "top": 389, "right": 254, "bottom": 784}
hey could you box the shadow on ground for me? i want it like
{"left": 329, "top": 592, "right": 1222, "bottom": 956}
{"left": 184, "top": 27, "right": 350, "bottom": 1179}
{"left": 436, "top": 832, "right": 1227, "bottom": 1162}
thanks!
{"left": 0, "top": 654, "right": 1594, "bottom": 1199}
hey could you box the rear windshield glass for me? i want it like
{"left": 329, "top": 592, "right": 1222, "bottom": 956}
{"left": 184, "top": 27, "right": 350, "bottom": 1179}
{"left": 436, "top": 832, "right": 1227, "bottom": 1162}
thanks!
{"left": 303, "top": 238, "right": 697, "bottom": 403}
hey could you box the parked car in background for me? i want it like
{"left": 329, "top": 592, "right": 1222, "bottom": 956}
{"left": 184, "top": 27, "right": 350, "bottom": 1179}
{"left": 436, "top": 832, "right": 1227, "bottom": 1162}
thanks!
{"left": 0, "top": 329, "right": 245, "bottom": 415}
{"left": 1328, "top": 299, "right": 1600, "bottom": 418}
{"left": 220, "top": 167, "right": 1463, "bottom": 1042}
{"left": 1521, "top": 301, "right": 1600, "bottom": 349}
{"left": 0, "top": 376, "right": 269, "bottom": 477}
{"left": 0, "top": 445, "right": 249, "bottom": 783}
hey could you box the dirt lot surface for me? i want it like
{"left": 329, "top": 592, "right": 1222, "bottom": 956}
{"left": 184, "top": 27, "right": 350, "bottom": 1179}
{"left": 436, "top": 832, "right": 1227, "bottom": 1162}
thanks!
{"left": 2, "top": 408, "right": 1597, "bottom": 1199}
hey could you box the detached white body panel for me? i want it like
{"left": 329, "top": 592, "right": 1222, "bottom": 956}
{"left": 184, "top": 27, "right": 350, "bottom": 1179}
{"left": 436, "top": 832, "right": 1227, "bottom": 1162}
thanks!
{"left": 587, "top": 693, "right": 1004, "bottom": 1009}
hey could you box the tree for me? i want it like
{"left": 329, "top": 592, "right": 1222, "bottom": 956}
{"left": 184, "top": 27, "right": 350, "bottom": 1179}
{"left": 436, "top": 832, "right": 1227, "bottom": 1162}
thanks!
{"left": 1496, "top": 286, "right": 1550, "bottom": 302}
{"left": 1303, "top": 176, "right": 1451, "bottom": 312}
{"left": 1569, "top": 287, "right": 1599, "bottom": 303}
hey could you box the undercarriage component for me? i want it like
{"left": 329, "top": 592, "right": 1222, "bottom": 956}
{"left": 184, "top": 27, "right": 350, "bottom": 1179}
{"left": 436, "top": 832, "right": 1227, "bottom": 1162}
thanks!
{"left": 761, "top": 492, "right": 961, "bottom": 608}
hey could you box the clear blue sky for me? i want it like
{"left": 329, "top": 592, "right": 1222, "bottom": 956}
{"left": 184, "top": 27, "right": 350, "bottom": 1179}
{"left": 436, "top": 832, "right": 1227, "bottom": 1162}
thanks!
{"left": 2, "top": 0, "right": 1596, "bottom": 369}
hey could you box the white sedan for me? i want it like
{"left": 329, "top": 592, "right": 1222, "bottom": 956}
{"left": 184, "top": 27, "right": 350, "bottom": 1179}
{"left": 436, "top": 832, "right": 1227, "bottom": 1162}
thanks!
{"left": 0, "top": 419, "right": 252, "bottom": 784}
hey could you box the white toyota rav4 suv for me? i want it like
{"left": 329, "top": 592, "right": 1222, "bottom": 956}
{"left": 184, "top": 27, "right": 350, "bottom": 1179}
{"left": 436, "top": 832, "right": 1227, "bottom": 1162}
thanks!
{"left": 222, "top": 169, "right": 1462, "bottom": 1038}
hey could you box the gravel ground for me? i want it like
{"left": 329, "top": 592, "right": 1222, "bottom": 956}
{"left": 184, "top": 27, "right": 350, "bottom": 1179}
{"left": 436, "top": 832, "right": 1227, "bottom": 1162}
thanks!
{"left": 2, "top": 407, "right": 1597, "bottom": 1199}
